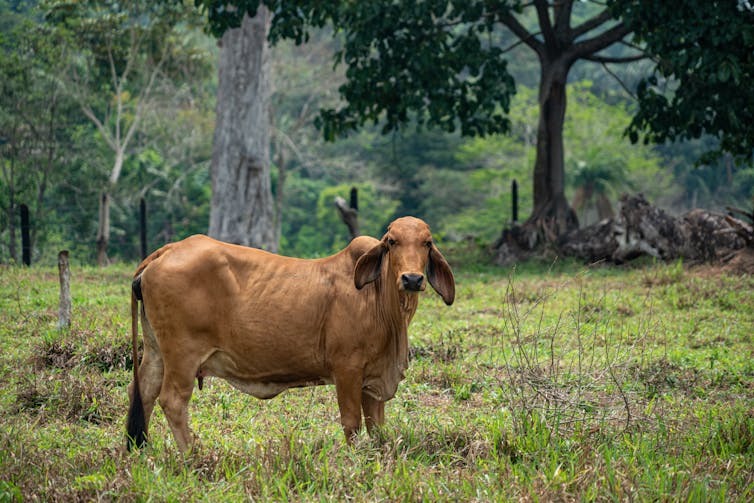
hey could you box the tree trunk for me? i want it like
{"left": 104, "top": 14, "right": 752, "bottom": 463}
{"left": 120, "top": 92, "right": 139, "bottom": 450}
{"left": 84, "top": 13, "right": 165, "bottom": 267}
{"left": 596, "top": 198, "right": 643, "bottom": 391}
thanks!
{"left": 334, "top": 194, "right": 359, "bottom": 241}
{"left": 96, "top": 147, "right": 123, "bottom": 267}
{"left": 209, "top": 9, "right": 276, "bottom": 251}
{"left": 595, "top": 192, "right": 615, "bottom": 221}
{"left": 96, "top": 191, "right": 110, "bottom": 266}
{"left": 4, "top": 157, "right": 17, "bottom": 263}
{"left": 494, "top": 56, "right": 579, "bottom": 265}
{"left": 527, "top": 58, "right": 579, "bottom": 242}
{"left": 495, "top": 58, "right": 579, "bottom": 264}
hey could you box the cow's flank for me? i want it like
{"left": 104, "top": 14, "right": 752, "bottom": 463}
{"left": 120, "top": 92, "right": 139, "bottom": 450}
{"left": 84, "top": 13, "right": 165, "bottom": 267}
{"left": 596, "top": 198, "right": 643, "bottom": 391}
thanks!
{"left": 126, "top": 216, "right": 455, "bottom": 452}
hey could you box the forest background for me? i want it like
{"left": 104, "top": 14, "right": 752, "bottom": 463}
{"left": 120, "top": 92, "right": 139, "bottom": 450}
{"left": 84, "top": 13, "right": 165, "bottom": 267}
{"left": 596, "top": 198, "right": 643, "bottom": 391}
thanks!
{"left": 2, "top": 0, "right": 754, "bottom": 266}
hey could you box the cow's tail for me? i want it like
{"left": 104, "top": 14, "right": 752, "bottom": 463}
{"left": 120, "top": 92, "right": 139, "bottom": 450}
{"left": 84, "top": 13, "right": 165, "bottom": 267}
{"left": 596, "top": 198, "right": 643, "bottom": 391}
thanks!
{"left": 126, "top": 275, "right": 147, "bottom": 450}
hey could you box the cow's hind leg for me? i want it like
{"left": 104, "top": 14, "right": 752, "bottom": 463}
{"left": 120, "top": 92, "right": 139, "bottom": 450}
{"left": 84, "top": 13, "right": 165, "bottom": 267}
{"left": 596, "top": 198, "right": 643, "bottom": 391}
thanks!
{"left": 361, "top": 393, "right": 385, "bottom": 436}
{"left": 159, "top": 358, "right": 198, "bottom": 453}
{"left": 131, "top": 349, "right": 163, "bottom": 430}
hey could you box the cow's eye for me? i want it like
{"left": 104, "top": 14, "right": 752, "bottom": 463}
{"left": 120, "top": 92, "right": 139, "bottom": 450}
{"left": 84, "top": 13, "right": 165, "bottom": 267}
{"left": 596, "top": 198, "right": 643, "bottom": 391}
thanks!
{"left": 388, "top": 238, "right": 397, "bottom": 246}
{"left": 425, "top": 241, "right": 432, "bottom": 248}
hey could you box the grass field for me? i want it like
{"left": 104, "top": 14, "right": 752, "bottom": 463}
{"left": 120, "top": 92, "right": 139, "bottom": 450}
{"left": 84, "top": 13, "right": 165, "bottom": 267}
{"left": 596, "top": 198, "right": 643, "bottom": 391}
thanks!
{"left": 1, "top": 255, "right": 753, "bottom": 501}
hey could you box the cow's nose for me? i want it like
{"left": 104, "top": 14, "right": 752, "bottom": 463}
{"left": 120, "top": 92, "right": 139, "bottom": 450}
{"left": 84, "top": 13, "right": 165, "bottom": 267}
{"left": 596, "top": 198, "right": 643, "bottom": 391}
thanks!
{"left": 401, "top": 273, "right": 424, "bottom": 291}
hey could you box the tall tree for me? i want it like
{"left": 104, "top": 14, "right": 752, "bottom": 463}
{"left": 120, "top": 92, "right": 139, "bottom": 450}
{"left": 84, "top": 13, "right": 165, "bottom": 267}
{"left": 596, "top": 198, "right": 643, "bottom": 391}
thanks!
{"left": 207, "top": 7, "right": 276, "bottom": 250}
{"left": 199, "top": 0, "right": 754, "bottom": 252}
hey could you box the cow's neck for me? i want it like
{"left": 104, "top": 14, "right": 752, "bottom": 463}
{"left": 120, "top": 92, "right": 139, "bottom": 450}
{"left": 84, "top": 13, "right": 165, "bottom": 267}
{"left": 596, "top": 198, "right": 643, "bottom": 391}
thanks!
{"left": 399, "top": 291, "right": 419, "bottom": 327}
{"left": 374, "top": 274, "right": 414, "bottom": 380}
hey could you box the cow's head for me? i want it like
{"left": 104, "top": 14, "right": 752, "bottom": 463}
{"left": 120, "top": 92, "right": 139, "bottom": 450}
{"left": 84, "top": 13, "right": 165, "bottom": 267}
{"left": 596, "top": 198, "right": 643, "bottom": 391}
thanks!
{"left": 354, "top": 216, "right": 455, "bottom": 305}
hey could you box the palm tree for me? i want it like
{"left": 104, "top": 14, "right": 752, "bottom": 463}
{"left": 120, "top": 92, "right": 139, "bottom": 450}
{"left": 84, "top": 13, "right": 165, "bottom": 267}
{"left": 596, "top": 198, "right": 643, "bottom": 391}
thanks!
{"left": 569, "top": 148, "right": 630, "bottom": 225}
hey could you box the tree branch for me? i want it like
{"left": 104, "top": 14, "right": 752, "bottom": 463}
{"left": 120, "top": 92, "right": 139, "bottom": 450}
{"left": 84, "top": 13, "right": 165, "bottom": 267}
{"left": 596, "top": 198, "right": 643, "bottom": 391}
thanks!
{"left": 124, "top": 41, "right": 169, "bottom": 152}
{"left": 571, "top": 8, "right": 614, "bottom": 39}
{"left": 533, "top": 0, "right": 556, "bottom": 46}
{"left": 584, "top": 53, "right": 648, "bottom": 64}
{"left": 500, "top": 32, "right": 543, "bottom": 54}
{"left": 499, "top": 10, "right": 544, "bottom": 57}
{"left": 78, "top": 101, "right": 115, "bottom": 151}
{"left": 570, "top": 22, "right": 632, "bottom": 59}
{"left": 553, "top": 0, "right": 574, "bottom": 37}
{"left": 599, "top": 62, "right": 637, "bottom": 99}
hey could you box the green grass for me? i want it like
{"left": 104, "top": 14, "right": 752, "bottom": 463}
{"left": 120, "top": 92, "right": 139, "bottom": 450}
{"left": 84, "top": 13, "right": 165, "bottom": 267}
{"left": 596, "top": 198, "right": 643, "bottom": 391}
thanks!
{"left": 1, "top": 259, "right": 753, "bottom": 501}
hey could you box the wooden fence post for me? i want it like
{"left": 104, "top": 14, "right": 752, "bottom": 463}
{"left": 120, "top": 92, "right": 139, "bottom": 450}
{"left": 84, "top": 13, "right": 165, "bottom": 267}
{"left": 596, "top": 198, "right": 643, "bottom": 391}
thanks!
{"left": 20, "top": 204, "right": 31, "bottom": 266}
{"left": 350, "top": 186, "right": 359, "bottom": 211}
{"left": 57, "top": 250, "right": 71, "bottom": 330}
{"left": 511, "top": 179, "right": 519, "bottom": 224}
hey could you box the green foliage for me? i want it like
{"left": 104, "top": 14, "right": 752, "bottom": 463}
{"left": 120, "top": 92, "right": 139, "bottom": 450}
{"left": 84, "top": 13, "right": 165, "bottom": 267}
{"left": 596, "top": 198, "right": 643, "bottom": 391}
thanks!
{"left": 611, "top": 0, "right": 754, "bottom": 162}
{"left": 0, "top": 1, "right": 81, "bottom": 263}
{"left": 201, "top": 0, "right": 754, "bottom": 215}
{"left": 311, "top": 1, "right": 516, "bottom": 139}
{"left": 280, "top": 180, "right": 398, "bottom": 257}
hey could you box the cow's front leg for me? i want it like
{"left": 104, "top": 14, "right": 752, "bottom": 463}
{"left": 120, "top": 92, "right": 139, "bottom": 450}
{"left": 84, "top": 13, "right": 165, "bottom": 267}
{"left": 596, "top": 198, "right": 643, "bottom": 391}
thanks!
{"left": 361, "top": 392, "right": 385, "bottom": 436}
{"left": 333, "top": 368, "right": 363, "bottom": 444}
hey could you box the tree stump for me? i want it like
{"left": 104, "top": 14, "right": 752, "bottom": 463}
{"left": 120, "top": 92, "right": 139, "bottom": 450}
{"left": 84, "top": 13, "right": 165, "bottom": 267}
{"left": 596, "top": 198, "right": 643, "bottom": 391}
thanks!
{"left": 335, "top": 192, "right": 359, "bottom": 241}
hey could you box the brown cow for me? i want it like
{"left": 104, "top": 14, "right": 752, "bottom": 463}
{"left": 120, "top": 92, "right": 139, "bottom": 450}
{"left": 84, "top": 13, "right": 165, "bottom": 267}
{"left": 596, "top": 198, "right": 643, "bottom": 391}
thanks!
{"left": 126, "top": 216, "right": 454, "bottom": 452}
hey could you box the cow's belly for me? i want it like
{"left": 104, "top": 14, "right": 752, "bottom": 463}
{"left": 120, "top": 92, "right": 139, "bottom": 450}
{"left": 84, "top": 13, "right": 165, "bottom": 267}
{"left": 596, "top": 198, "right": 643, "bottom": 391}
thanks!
{"left": 223, "top": 376, "right": 333, "bottom": 399}
{"left": 199, "top": 348, "right": 331, "bottom": 399}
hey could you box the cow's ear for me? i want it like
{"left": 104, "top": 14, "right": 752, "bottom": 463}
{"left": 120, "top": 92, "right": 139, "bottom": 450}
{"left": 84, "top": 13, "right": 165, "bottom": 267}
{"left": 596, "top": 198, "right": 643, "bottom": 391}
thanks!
{"left": 354, "top": 240, "right": 387, "bottom": 289}
{"left": 428, "top": 244, "right": 455, "bottom": 305}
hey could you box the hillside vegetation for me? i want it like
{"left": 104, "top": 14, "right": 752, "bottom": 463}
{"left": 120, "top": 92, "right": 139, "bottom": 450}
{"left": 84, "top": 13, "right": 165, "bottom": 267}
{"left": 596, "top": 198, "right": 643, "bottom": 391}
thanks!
{"left": 1, "top": 257, "right": 753, "bottom": 501}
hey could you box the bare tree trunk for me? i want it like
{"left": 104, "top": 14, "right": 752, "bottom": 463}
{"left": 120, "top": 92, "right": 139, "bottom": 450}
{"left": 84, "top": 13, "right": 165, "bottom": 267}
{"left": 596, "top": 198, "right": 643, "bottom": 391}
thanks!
{"left": 209, "top": 9, "right": 276, "bottom": 251}
{"left": 335, "top": 192, "right": 359, "bottom": 241}
{"left": 595, "top": 192, "right": 615, "bottom": 221}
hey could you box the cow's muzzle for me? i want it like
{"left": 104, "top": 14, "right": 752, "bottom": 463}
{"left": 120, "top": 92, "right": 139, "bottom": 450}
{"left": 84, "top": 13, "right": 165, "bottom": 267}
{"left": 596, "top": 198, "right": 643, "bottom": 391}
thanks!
{"left": 401, "top": 273, "right": 425, "bottom": 292}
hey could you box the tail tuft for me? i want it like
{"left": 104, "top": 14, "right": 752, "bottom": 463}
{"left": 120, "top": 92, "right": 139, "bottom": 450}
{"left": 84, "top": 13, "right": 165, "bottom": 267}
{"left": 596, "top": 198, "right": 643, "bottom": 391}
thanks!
{"left": 126, "top": 380, "right": 147, "bottom": 450}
